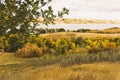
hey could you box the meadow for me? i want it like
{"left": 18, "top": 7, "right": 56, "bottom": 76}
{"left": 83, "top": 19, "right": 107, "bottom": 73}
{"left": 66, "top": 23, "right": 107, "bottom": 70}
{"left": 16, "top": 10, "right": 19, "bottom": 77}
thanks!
{"left": 40, "top": 32, "right": 120, "bottom": 39}
{"left": 1, "top": 32, "right": 120, "bottom": 80}
{"left": 1, "top": 53, "right": 120, "bottom": 80}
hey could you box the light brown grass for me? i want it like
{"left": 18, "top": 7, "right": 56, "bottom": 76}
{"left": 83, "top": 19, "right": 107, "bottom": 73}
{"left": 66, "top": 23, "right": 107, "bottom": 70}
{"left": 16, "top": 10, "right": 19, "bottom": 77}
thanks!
{"left": 2, "top": 63, "right": 120, "bottom": 80}
{"left": 40, "top": 32, "right": 120, "bottom": 39}
{"left": 1, "top": 54, "right": 120, "bottom": 80}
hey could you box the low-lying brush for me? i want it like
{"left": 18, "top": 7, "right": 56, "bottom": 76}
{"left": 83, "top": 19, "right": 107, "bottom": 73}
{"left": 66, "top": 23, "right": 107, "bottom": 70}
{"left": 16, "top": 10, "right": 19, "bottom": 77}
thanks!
{"left": 15, "top": 43, "right": 43, "bottom": 58}
{"left": 14, "top": 47, "right": 120, "bottom": 68}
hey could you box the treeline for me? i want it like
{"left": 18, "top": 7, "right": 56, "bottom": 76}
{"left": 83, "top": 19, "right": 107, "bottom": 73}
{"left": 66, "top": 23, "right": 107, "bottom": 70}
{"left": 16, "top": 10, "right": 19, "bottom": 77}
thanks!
{"left": 35, "top": 28, "right": 94, "bottom": 33}
{"left": 1, "top": 34, "right": 120, "bottom": 57}
{"left": 71, "top": 27, "right": 120, "bottom": 34}
{"left": 35, "top": 28, "right": 66, "bottom": 34}
{"left": 34, "top": 27, "right": 120, "bottom": 34}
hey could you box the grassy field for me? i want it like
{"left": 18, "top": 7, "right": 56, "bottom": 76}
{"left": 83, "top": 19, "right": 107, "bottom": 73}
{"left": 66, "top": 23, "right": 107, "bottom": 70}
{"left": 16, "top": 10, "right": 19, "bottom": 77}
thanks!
{"left": 40, "top": 32, "right": 120, "bottom": 39}
{"left": 1, "top": 54, "right": 120, "bottom": 80}
{"left": 1, "top": 32, "right": 120, "bottom": 80}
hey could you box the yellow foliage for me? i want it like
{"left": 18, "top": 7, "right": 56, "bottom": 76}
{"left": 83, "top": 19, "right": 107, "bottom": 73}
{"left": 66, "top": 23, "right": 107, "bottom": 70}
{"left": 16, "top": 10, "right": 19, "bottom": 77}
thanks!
{"left": 16, "top": 43, "right": 43, "bottom": 57}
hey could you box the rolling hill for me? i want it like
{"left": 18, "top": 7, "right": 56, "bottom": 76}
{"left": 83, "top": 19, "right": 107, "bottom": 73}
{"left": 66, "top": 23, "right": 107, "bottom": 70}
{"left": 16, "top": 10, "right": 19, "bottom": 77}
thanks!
{"left": 54, "top": 18, "right": 120, "bottom": 24}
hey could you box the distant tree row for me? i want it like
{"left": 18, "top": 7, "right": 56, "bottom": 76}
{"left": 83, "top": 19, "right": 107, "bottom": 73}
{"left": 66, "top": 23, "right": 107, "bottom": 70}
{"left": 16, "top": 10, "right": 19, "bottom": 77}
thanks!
{"left": 34, "top": 28, "right": 97, "bottom": 34}
{"left": 35, "top": 28, "right": 66, "bottom": 34}
{"left": 34, "top": 27, "right": 120, "bottom": 34}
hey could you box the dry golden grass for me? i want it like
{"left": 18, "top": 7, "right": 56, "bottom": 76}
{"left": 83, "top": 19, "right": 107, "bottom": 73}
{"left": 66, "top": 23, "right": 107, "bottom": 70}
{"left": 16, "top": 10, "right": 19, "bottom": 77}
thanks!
{"left": 2, "top": 62, "right": 120, "bottom": 80}
{"left": 0, "top": 53, "right": 27, "bottom": 65}
{"left": 29, "top": 63, "right": 120, "bottom": 80}
{"left": 1, "top": 54, "right": 120, "bottom": 80}
{"left": 40, "top": 32, "right": 120, "bottom": 39}
{"left": 102, "top": 27, "right": 120, "bottom": 33}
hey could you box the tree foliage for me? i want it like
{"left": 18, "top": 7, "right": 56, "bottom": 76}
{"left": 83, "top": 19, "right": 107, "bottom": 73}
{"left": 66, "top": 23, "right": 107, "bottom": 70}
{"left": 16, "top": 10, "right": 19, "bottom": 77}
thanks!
{"left": 0, "top": 0, "right": 69, "bottom": 36}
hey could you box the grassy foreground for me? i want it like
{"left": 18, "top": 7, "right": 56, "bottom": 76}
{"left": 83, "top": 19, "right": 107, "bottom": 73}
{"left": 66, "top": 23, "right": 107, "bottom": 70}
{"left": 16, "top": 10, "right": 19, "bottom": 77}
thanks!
{"left": 0, "top": 54, "right": 120, "bottom": 80}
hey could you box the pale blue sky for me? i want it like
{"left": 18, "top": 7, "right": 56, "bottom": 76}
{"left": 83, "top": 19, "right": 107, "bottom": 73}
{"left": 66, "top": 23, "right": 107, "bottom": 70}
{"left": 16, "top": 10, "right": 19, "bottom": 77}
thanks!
{"left": 48, "top": 0, "right": 120, "bottom": 20}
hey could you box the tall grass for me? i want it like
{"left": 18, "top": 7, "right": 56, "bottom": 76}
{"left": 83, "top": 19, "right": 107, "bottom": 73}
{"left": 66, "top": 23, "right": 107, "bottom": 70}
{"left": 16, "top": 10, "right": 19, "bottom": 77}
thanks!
{"left": 1, "top": 48, "right": 120, "bottom": 80}
{"left": 1, "top": 48, "right": 120, "bottom": 70}
{"left": 1, "top": 62, "right": 120, "bottom": 80}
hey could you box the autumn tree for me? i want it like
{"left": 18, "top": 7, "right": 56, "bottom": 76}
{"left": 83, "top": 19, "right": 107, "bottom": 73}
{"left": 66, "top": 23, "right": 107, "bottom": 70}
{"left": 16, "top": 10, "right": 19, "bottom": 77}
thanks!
{"left": 0, "top": 0, "right": 69, "bottom": 52}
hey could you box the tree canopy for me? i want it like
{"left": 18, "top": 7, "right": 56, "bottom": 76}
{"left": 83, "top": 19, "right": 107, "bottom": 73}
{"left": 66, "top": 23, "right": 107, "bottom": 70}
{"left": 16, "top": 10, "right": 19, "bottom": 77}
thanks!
{"left": 0, "top": 0, "right": 69, "bottom": 36}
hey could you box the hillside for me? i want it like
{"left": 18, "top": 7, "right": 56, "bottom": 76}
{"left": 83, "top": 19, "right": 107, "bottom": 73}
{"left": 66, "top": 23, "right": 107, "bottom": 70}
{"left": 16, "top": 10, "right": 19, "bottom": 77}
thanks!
{"left": 54, "top": 18, "right": 120, "bottom": 24}
{"left": 101, "top": 27, "right": 120, "bottom": 33}
{"left": 40, "top": 32, "right": 120, "bottom": 39}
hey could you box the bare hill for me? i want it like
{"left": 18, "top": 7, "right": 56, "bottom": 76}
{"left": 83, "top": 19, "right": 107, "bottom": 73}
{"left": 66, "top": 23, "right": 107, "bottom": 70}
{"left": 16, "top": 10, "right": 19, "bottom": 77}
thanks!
{"left": 54, "top": 18, "right": 120, "bottom": 24}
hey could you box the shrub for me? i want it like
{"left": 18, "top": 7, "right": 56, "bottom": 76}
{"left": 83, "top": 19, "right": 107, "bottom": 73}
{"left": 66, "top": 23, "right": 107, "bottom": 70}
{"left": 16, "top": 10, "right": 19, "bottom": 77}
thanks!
{"left": 15, "top": 43, "right": 43, "bottom": 58}
{"left": 44, "top": 39, "right": 55, "bottom": 48}
{"left": 0, "top": 36, "right": 9, "bottom": 51}
{"left": 75, "top": 37, "right": 86, "bottom": 47}
{"left": 56, "top": 28, "right": 66, "bottom": 32}
{"left": 115, "top": 38, "right": 120, "bottom": 46}
{"left": 55, "top": 38, "right": 75, "bottom": 54}
{"left": 48, "top": 29, "right": 56, "bottom": 33}
{"left": 7, "top": 34, "right": 23, "bottom": 52}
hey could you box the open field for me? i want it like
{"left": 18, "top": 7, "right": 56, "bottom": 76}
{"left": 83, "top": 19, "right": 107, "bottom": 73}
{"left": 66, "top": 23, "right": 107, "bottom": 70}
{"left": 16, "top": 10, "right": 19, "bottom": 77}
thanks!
{"left": 2, "top": 29, "right": 120, "bottom": 80}
{"left": 40, "top": 32, "right": 120, "bottom": 39}
{"left": 0, "top": 54, "right": 120, "bottom": 80}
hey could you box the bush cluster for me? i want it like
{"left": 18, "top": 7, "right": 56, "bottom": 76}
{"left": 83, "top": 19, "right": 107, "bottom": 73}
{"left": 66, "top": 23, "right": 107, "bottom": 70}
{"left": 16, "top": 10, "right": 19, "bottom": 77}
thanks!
{"left": 13, "top": 47, "right": 120, "bottom": 68}
{"left": 15, "top": 43, "right": 43, "bottom": 58}
{"left": 1, "top": 34, "right": 120, "bottom": 57}
{"left": 16, "top": 36, "right": 120, "bottom": 57}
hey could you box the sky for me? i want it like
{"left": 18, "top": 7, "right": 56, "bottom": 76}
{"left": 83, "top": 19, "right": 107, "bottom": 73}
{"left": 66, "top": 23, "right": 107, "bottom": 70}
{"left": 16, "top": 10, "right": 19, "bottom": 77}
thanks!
{"left": 48, "top": 0, "right": 120, "bottom": 20}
